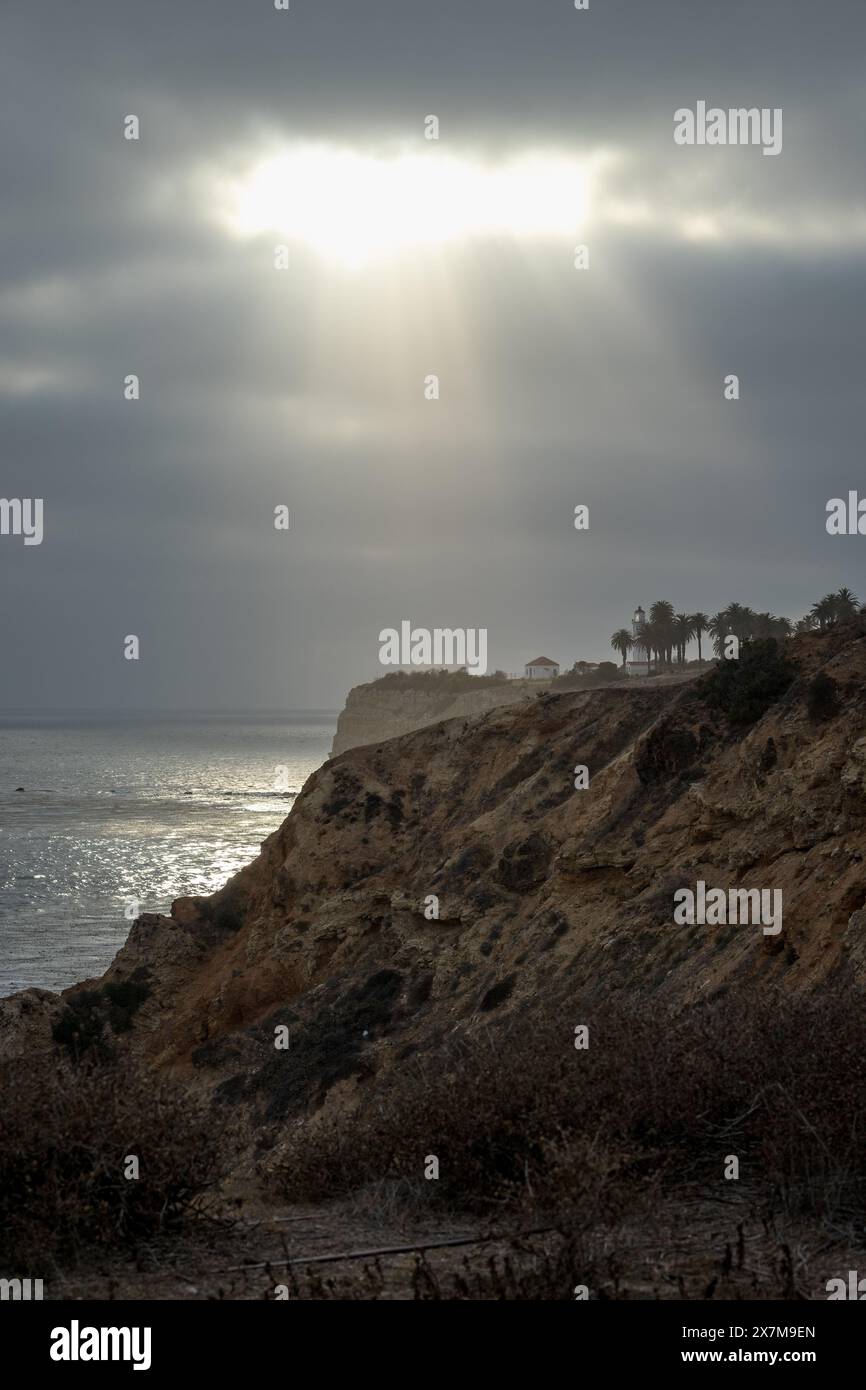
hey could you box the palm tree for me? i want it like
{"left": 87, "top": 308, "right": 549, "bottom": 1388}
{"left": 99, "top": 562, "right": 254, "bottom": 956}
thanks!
{"left": 610, "top": 628, "right": 633, "bottom": 668}
{"left": 727, "top": 603, "right": 756, "bottom": 641}
{"left": 834, "top": 587, "right": 860, "bottom": 621}
{"left": 690, "top": 612, "right": 709, "bottom": 666}
{"left": 636, "top": 619, "right": 657, "bottom": 675}
{"left": 811, "top": 594, "right": 836, "bottom": 631}
{"left": 709, "top": 609, "right": 730, "bottom": 658}
{"left": 795, "top": 616, "right": 816, "bottom": 635}
{"left": 672, "top": 612, "right": 693, "bottom": 663}
{"left": 713, "top": 602, "right": 757, "bottom": 650}
{"left": 650, "top": 600, "right": 675, "bottom": 667}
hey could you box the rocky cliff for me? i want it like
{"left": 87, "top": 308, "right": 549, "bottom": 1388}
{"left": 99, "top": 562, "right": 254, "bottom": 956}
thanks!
{"left": 330, "top": 675, "right": 545, "bottom": 754}
{"left": 3, "top": 627, "right": 865, "bottom": 1140}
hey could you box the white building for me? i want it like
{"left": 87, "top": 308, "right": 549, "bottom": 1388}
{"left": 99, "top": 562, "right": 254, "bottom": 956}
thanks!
{"left": 626, "top": 607, "right": 650, "bottom": 677}
{"left": 524, "top": 656, "right": 560, "bottom": 679}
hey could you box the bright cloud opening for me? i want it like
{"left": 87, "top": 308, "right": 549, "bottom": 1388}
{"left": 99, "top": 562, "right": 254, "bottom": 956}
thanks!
{"left": 220, "top": 145, "right": 599, "bottom": 267}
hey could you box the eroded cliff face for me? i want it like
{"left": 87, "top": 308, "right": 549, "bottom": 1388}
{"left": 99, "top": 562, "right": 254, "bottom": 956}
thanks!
{"left": 3, "top": 628, "right": 866, "bottom": 1138}
{"left": 330, "top": 677, "right": 545, "bottom": 755}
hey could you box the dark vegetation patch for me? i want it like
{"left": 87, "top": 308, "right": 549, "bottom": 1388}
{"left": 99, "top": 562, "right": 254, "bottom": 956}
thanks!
{"left": 363, "top": 792, "right": 384, "bottom": 822}
{"left": 702, "top": 640, "right": 797, "bottom": 727}
{"left": 198, "top": 890, "right": 245, "bottom": 935}
{"left": 246, "top": 969, "right": 405, "bottom": 1121}
{"left": 320, "top": 767, "right": 364, "bottom": 819}
{"left": 52, "top": 969, "right": 151, "bottom": 1063}
{"left": 495, "top": 831, "right": 554, "bottom": 893}
{"left": 806, "top": 671, "right": 841, "bottom": 722}
{"left": 635, "top": 724, "right": 699, "bottom": 785}
{"left": 361, "top": 791, "right": 406, "bottom": 827}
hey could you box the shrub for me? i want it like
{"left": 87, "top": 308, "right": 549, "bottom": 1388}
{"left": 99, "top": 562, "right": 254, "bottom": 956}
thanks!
{"left": 635, "top": 723, "right": 698, "bottom": 784}
{"left": 198, "top": 889, "right": 246, "bottom": 934}
{"left": 806, "top": 671, "right": 840, "bottom": 722}
{"left": 703, "top": 639, "right": 796, "bottom": 725}
{"left": 52, "top": 970, "right": 151, "bottom": 1063}
{"left": 0, "top": 1058, "right": 221, "bottom": 1272}
{"left": 552, "top": 661, "right": 623, "bottom": 691}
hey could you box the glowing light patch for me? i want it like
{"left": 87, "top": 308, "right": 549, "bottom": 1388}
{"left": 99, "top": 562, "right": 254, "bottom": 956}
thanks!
{"left": 221, "top": 145, "right": 595, "bottom": 267}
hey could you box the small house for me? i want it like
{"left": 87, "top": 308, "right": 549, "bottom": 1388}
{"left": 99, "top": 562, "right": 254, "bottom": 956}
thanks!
{"left": 524, "top": 656, "right": 560, "bottom": 679}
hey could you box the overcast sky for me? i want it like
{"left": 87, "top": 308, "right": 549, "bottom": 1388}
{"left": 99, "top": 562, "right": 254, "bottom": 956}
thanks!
{"left": 2, "top": 0, "right": 864, "bottom": 710}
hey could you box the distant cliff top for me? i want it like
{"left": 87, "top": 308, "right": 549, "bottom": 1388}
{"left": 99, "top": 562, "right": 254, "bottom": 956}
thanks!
{"left": 330, "top": 670, "right": 546, "bottom": 755}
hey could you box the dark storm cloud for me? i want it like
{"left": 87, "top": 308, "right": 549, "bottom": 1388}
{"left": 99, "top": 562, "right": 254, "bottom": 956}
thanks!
{"left": 1, "top": 0, "right": 865, "bottom": 707}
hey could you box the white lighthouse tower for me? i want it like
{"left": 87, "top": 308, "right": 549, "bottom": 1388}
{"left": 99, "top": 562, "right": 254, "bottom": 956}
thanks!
{"left": 627, "top": 605, "right": 650, "bottom": 677}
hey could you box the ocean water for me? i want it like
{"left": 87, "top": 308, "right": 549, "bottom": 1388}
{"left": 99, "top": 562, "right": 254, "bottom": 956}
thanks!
{"left": 0, "top": 713, "right": 335, "bottom": 997}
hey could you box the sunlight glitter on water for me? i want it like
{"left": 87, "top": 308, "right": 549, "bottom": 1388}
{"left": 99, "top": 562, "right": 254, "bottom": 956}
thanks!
{"left": 0, "top": 714, "right": 335, "bottom": 995}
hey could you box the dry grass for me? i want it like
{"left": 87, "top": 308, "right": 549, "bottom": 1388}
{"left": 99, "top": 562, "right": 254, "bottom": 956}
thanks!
{"left": 269, "top": 990, "right": 866, "bottom": 1235}
{"left": 0, "top": 1057, "right": 222, "bottom": 1273}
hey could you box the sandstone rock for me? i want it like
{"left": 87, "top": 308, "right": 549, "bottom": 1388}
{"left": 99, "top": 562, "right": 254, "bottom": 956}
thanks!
{"left": 170, "top": 897, "right": 203, "bottom": 926}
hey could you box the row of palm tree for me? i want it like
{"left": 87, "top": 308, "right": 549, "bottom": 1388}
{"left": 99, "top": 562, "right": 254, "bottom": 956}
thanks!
{"left": 610, "top": 588, "right": 861, "bottom": 673}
